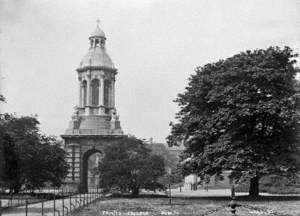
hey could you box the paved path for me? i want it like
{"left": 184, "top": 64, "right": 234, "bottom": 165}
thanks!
{"left": 169, "top": 188, "right": 300, "bottom": 197}
{"left": 3, "top": 189, "right": 298, "bottom": 216}
{"left": 170, "top": 188, "right": 248, "bottom": 197}
{"left": 2, "top": 193, "right": 101, "bottom": 216}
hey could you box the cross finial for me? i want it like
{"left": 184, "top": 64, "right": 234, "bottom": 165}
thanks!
{"left": 96, "top": 18, "right": 100, "bottom": 27}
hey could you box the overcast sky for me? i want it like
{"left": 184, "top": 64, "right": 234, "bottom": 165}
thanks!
{"left": 0, "top": 0, "right": 299, "bottom": 143}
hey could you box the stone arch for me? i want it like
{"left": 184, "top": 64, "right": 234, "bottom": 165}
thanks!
{"left": 80, "top": 148, "right": 103, "bottom": 192}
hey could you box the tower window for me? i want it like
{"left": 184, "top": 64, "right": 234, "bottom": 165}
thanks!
{"left": 82, "top": 80, "right": 87, "bottom": 106}
{"left": 91, "top": 79, "right": 99, "bottom": 105}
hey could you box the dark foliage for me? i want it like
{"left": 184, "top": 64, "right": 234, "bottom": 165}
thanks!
{"left": 0, "top": 113, "right": 69, "bottom": 193}
{"left": 99, "top": 136, "right": 166, "bottom": 196}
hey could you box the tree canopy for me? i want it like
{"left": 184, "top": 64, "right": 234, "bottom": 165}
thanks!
{"left": 167, "top": 46, "right": 300, "bottom": 196}
{"left": 99, "top": 136, "right": 166, "bottom": 196}
{"left": 0, "top": 113, "right": 69, "bottom": 193}
{"left": 0, "top": 95, "right": 5, "bottom": 102}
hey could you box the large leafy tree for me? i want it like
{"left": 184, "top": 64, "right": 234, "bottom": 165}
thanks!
{"left": 168, "top": 46, "right": 300, "bottom": 197}
{"left": 0, "top": 114, "right": 69, "bottom": 193}
{"left": 99, "top": 137, "right": 165, "bottom": 196}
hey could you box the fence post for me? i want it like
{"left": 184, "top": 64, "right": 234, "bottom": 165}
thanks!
{"left": 62, "top": 197, "right": 64, "bottom": 216}
{"left": 69, "top": 194, "right": 72, "bottom": 212}
{"left": 10, "top": 194, "right": 13, "bottom": 207}
{"left": 25, "top": 198, "right": 28, "bottom": 216}
{"left": 63, "top": 206, "right": 69, "bottom": 216}
{"left": 75, "top": 194, "right": 80, "bottom": 208}
{"left": 41, "top": 199, "right": 44, "bottom": 216}
{"left": 89, "top": 189, "right": 91, "bottom": 203}
{"left": 53, "top": 194, "right": 56, "bottom": 216}
{"left": 169, "top": 184, "right": 172, "bottom": 206}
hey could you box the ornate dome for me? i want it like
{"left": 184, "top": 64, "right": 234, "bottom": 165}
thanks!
{"left": 78, "top": 47, "right": 115, "bottom": 70}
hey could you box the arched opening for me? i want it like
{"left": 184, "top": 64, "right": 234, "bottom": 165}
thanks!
{"left": 104, "top": 80, "right": 110, "bottom": 107}
{"left": 81, "top": 149, "right": 103, "bottom": 192}
{"left": 82, "top": 80, "right": 87, "bottom": 106}
{"left": 100, "top": 39, "right": 105, "bottom": 48}
{"left": 91, "top": 79, "right": 99, "bottom": 105}
{"left": 88, "top": 152, "right": 102, "bottom": 187}
{"left": 95, "top": 39, "right": 99, "bottom": 47}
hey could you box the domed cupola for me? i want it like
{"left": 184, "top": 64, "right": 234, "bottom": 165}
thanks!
{"left": 89, "top": 25, "right": 106, "bottom": 39}
{"left": 77, "top": 20, "right": 116, "bottom": 72}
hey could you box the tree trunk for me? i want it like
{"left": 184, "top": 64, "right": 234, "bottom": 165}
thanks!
{"left": 249, "top": 176, "right": 259, "bottom": 197}
{"left": 131, "top": 187, "right": 139, "bottom": 197}
{"left": 14, "top": 188, "right": 19, "bottom": 194}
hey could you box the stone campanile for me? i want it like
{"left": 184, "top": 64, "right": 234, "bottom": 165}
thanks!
{"left": 65, "top": 20, "right": 122, "bottom": 135}
{"left": 62, "top": 21, "right": 124, "bottom": 192}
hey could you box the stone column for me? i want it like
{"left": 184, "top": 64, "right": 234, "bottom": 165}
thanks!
{"left": 86, "top": 72, "right": 91, "bottom": 114}
{"left": 111, "top": 80, "right": 115, "bottom": 108}
{"left": 99, "top": 77, "right": 104, "bottom": 114}
{"left": 79, "top": 81, "right": 82, "bottom": 107}
{"left": 99, "top": 77, "right": 104, "bottom": 106}
{"left": 86, "top": 74, "right": 91, "bottom": 106}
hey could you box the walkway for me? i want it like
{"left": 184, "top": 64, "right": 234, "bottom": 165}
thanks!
{"left": 2, "top": 193, "right": 101, "bottom": 216}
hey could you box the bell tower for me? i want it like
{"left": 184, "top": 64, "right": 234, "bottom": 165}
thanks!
{"left": 62, "top": 21, "right": 124, "bottom": 192}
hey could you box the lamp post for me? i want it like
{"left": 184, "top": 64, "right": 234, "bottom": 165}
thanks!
{"left": 229, "top": 185, "right": 237, "bottom": 215}
{"left": 168, "top": 170, "right": 172, "bottom": 206}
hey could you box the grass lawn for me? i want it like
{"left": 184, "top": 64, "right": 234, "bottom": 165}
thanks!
{"left": 72, "top": 195, "right": 300, "bottom": 216}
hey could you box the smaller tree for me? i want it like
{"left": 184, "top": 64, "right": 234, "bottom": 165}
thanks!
{"left": 99, "top": 137, "right": 166, "bottom": 196}
{"left": 21, "top": 136, "right": 69, "bottom": 191}
{"left": 0, "top": 114, "right": 69, "bottom": 192}
{"left": 169, "top": 166, "right": 184, "bottom": 185}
